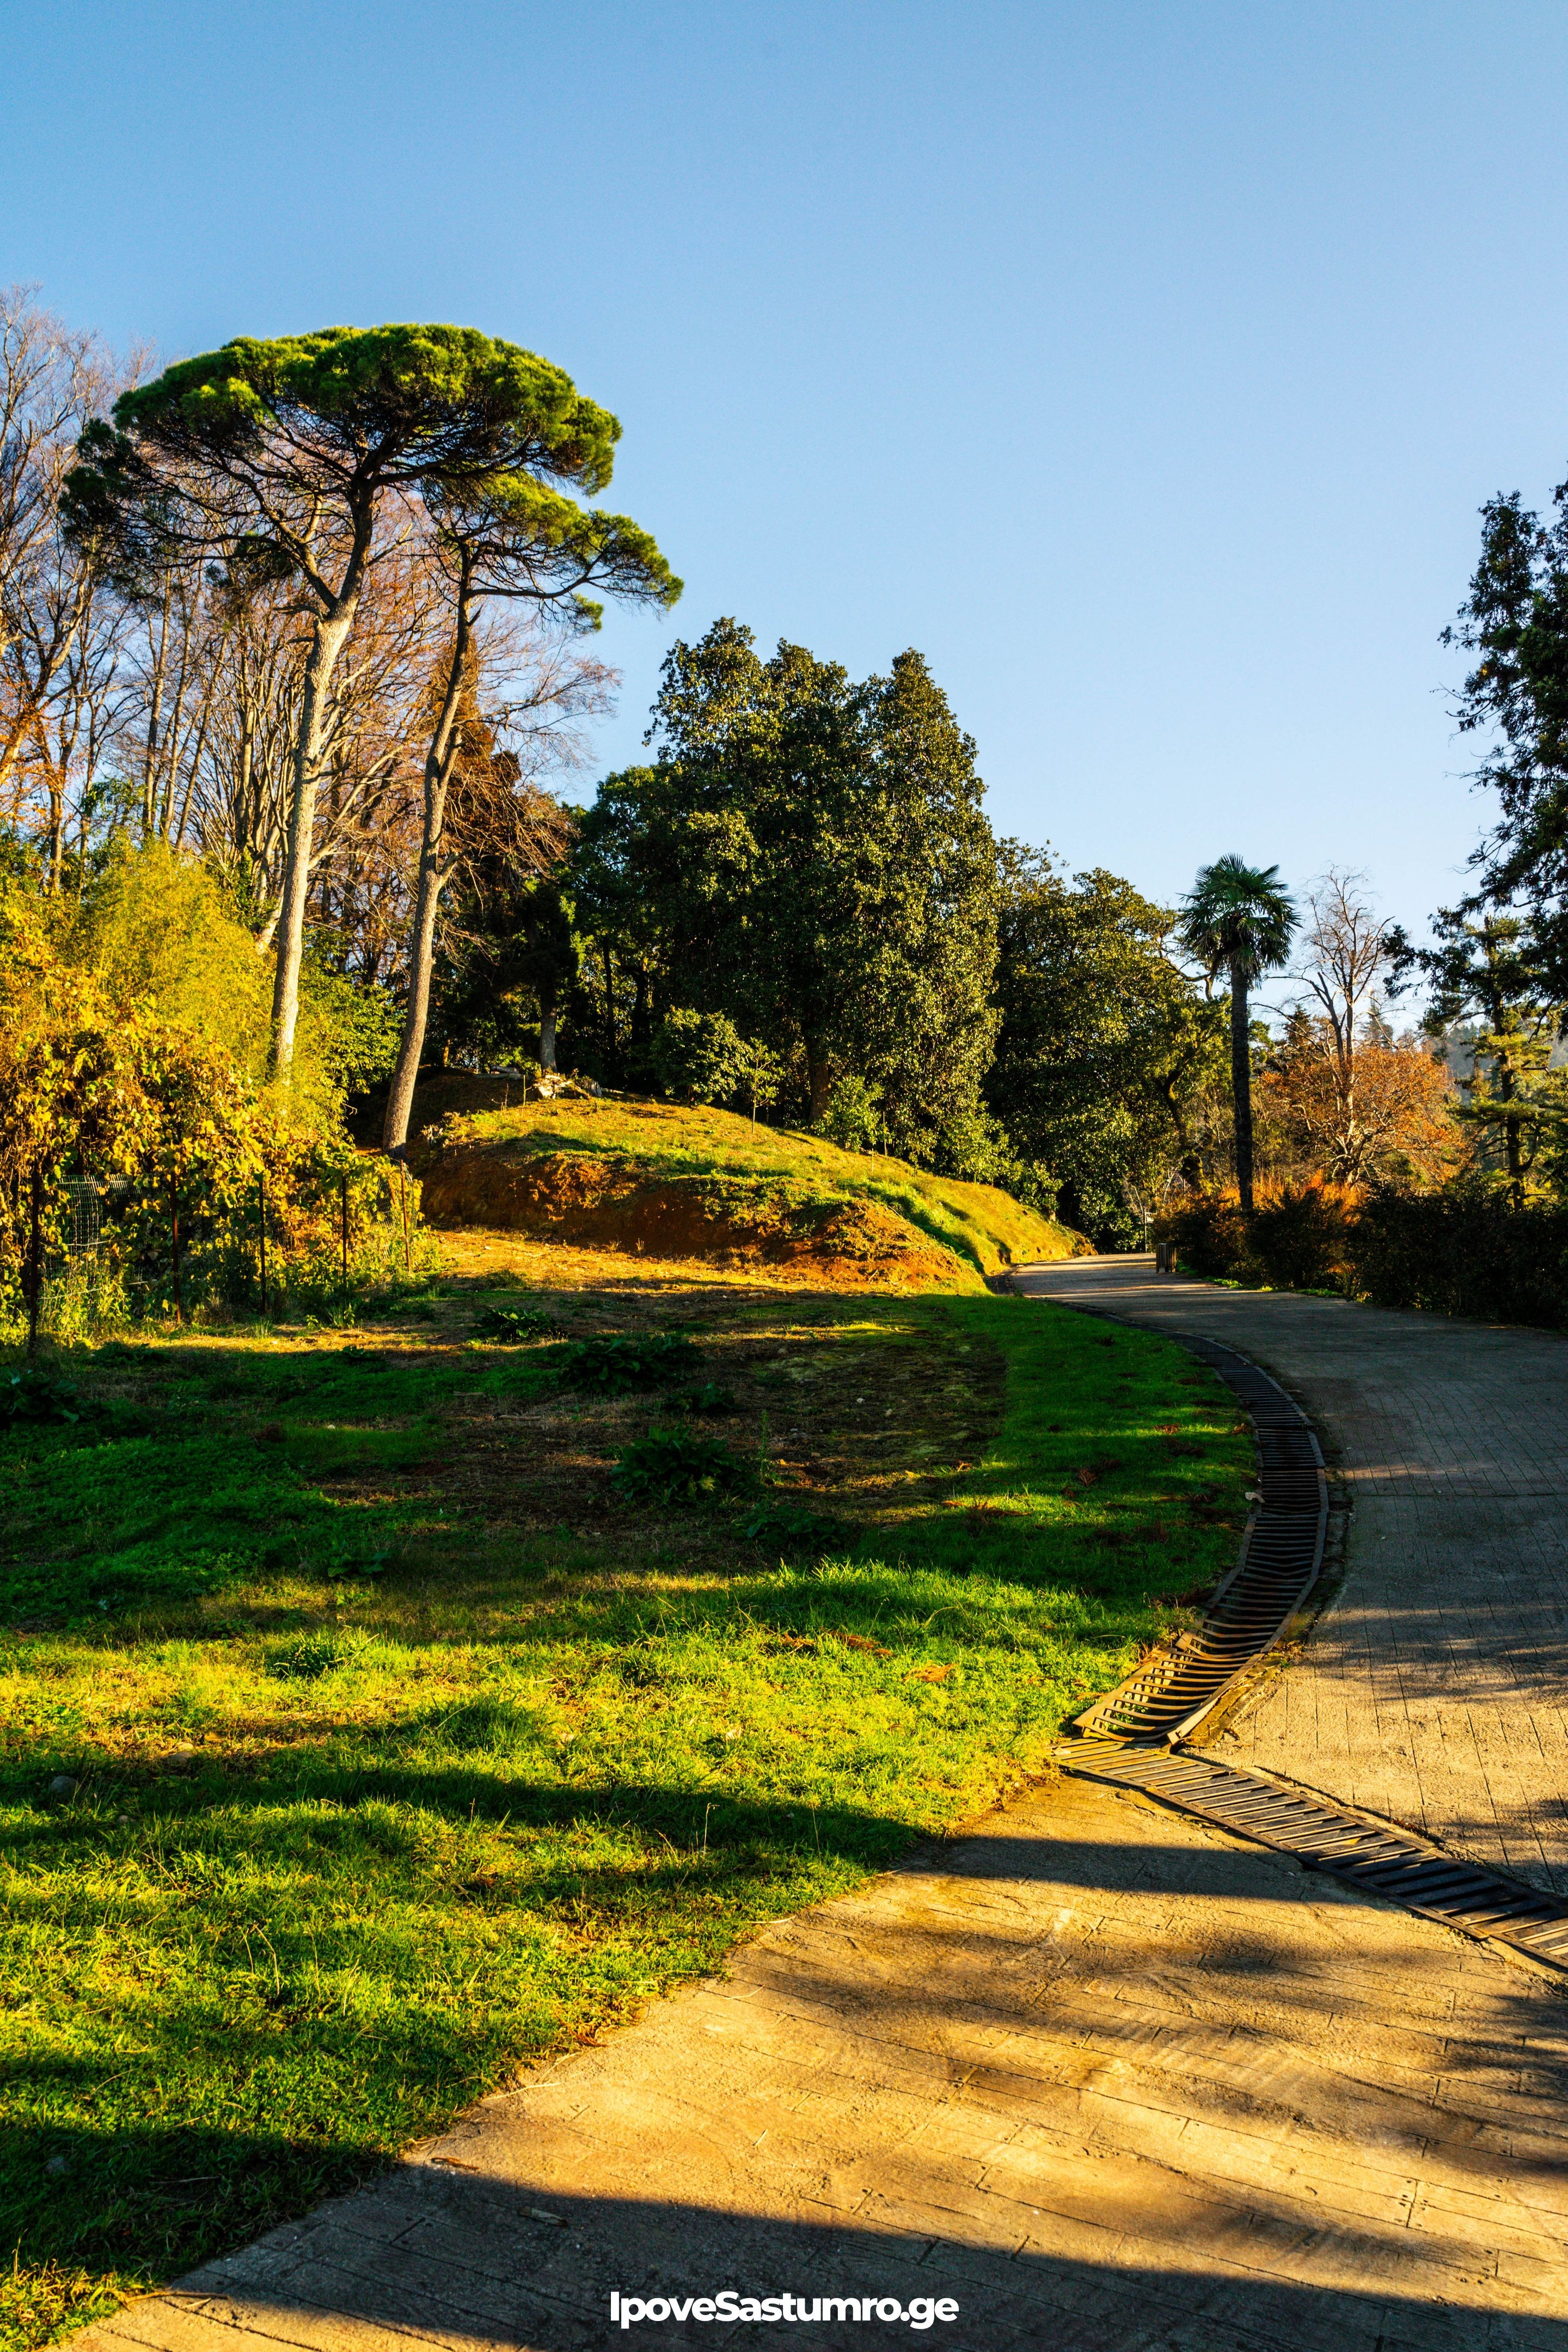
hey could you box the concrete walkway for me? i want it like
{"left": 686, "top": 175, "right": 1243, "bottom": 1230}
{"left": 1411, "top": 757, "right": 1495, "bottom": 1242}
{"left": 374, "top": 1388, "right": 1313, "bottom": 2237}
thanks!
{"left": 79, "top": 1267, "right": 1568, "bottom": 2351}
{"left": 1016, "top": 1258, "right": 1568, "bottom": 1891}
{"left": 82, "top": 1772, "right": 1568, "bottom": 2351}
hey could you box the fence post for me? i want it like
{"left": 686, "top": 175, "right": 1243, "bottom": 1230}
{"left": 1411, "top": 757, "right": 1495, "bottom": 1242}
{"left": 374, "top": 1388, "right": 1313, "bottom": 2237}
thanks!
{"left": 398, "top": 1165, "right": 411, "bottom": 1272}
{"left": 341, "top": 1172, "right": 350, "bottom": 1291}
{"left": 258, "top": 1172, "right": 267, "bottom": 1318}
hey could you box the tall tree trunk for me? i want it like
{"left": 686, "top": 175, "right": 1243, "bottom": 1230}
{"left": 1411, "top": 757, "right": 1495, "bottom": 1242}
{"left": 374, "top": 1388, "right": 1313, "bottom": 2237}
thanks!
{"left": 539, "top": 1001, "right": 558, "bottom": 1071}
{"left": 382, "top": 838, "right": 449, "bottom": 1149}
{"left": 271, "top": 595, "right": 360, "bottom": 1078}
{"left": 383, "top": 577, "right": 475, "bottom": 1152}
{"left": 1499, "top": 1057, "right": 1524, "bottom": 1211}
{"left": 142, "top": 577, "right": 170, "bottom": 837}
{"left": 806, "top": 1055, "right": 834, "bottom": 1123}
{"left": 1229, "top": 960, "right": 1255, "bottom": 1211}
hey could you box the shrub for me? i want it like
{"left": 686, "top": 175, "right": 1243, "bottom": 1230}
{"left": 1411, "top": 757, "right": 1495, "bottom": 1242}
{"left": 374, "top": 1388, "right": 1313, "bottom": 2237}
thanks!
{"left": 1247, "top": 1184, "right": 1354, "bottom": 1292}
{"left": 671, "top": 1379, "right": 738, "bottom": 1415}
{"left": 816, "top": 1075, "right": 884, "bottom": 1153}
{"left": 1159, "top": 1181, "right": 1568, "bottom": 1329}
{"left": 550, "top": 1332, "right": 703, "bottom": 1394}
{"left": 2, "top": 1364, "right": 85, "bottom": 1430}
{"left": 1347, "top": 1190, "right": 1568, "bottom": 1326}
{"left": 473, "top": 1302, "right": 569, "bottom": 1342}
{"left": 611, "top": 1427, "right": 757, "bottom": 1506}
{"left": 650, "top": 1010, "right": 751, "bottom": 1104}
{"left": 1160, "top": 1196, "right": 1250, "bottom": 1278}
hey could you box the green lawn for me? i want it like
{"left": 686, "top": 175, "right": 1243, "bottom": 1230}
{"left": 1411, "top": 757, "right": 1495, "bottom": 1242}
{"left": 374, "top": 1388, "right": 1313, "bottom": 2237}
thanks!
{"left": 1, "top": 1278, "right": 1250, "bottom": 2349}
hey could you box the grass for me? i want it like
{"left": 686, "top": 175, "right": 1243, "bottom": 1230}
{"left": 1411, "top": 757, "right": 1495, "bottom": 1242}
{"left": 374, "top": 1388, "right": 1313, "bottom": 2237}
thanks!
{"left": 414, "top": 1094, "right": 1082, "bottom": 1287}
{"left": 1, "top": 1251, "right": 1250, "bottom": 2348}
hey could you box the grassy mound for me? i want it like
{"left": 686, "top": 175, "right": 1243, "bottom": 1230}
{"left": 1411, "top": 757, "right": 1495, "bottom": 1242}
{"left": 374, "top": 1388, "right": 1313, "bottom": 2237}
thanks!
{"left": 413, "top": 1098, "right": 1080, "bottom": 1289}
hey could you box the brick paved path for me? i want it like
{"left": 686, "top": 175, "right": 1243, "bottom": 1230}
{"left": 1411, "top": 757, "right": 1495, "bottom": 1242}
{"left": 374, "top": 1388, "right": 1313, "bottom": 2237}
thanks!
{"left": 81, "top": 1772, "right": 1568, "bottom": 2352}
{"left": 1015, "top": 1257, "right": 1568, "bottom": 1890}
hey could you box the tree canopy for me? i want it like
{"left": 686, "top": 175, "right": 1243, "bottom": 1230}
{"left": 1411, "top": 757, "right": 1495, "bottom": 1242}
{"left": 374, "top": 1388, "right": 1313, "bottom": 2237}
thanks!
{"left": 63, "top": 324, "right": 676, "bottom": 1080}
{"left": 570, "top": 620, "right": 1000, "bottom": 1158}
{"left": 1444, "top": 487, "right": 1568, "bottom": 993}
{"left": 987, "top": 853, "right": 1227, "bottom": 1241}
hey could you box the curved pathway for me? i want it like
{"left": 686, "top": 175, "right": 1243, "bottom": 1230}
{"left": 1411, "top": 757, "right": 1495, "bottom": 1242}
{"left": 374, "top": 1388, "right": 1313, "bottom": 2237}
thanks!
{"left": 1015, "top": 1257, "right": 1568, "bottom": 1891}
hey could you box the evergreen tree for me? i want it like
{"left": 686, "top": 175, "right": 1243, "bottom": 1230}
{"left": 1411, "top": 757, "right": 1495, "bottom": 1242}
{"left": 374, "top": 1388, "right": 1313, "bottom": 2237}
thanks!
{"left": 571, "top": 620, "right": 999, "bottom": 1159}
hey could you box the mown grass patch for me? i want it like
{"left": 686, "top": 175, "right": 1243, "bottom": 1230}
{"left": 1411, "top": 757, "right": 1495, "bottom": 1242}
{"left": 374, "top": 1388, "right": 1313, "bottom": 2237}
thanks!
{"left": 1, "top": 1272, "right": 1249, "bottom": 2347}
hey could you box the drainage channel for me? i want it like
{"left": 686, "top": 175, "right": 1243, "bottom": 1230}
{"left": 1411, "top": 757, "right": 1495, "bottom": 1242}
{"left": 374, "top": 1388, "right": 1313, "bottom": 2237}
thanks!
{"left": 1052, "top": 1319, "right": 1568, "bottom": 1973}
{"left": 1070, "top": 1333, "right": 1327, "bottom": 1744}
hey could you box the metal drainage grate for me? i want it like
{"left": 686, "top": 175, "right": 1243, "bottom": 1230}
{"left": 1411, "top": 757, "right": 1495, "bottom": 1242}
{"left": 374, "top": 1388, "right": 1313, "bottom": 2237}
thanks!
{"left": 1062, "top": 1737, "right": 1568, "bottom": 1968}
{"left": 1070, "top": 1336, "right": 1326, "bottom": 1744}
{"left": 1050, "top": 1317, "right": 1568, "bottom": 1970}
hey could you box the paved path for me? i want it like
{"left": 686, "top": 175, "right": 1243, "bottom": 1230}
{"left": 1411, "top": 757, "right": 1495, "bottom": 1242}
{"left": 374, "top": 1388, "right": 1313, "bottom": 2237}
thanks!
{"left": 82, "top": 1771, "right": 1568, "bottom": 2352}
{"left": 79, "top": 1264, "right": 1568, "bottom": 2351}
{"left": 1015, "top": 1259, "right": 1568, "bottom": 1893}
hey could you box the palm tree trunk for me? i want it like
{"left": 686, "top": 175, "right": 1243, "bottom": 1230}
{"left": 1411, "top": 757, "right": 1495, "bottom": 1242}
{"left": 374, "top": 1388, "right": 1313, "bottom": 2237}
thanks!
{"left": 1229, "top": 959, "right": 1255, "bottom": 1212}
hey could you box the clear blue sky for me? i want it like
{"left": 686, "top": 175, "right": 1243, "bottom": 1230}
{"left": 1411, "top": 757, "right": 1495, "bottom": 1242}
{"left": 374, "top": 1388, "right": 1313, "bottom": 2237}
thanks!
{"left": 8, "top": 0, "right": 1568, "bottom": 953}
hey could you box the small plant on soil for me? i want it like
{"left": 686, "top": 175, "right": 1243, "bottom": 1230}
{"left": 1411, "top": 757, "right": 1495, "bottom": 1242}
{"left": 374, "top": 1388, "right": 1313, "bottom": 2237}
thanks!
{"left": 743, "top": 1501, "right": 848, "bottom": 1548}
{"left": 611, "top": 1426, "right": 758, "bottom": 1505}
{"left": 672, "top": 1379, "right": 738, "bottom": 1416}
{"left": 552, "top": 1332, "right": 702, "bottom": 1394}
{"left": 473, "top": 1303, "right": 570, "bottom": 1342}
{"left": 2, "top": 1365, "right": 86, "bottom": 1430}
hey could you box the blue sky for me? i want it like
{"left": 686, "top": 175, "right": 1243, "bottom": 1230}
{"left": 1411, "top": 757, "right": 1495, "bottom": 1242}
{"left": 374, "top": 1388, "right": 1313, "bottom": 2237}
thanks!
{"left": 7, "top": 1, "right": 1568, "bottom": 952}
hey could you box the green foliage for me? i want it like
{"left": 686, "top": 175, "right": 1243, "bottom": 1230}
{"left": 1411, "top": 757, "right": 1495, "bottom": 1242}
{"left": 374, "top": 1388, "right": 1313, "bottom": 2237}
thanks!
{"left": 65, "top": 327, "right": 631, "bottom": 580}
{"left": 301, "top": 954, "right": 403, "bottom": 1096}
{"left": 471, "top": 1303, "right": 569, "bottom": 1342}
{"left": 1178, "top": 855, "right": 1297, "bottom": 986}
{"left": 549, "top": 1332, "right": 702, "bottom": 1394}
{"left": 1398, "top": 909, "right": 1568, "bottom": 1204}
{"left": 988, "top": 853, "right": 1226, "bottom": 1244}
{"left": 571, "top": 621, "right": 1000, "bottom": 1151}
{"left": 1161, "top": 1183, "right": 1568, "bottom": 1324}
{"left": 1177, "top": 854, "right": 1297, "bottom": 1211}
{"left": 1161, "top": 1187, "right": 1353, "bottom": 1291}
{"left": 1347, "top": 1189, "right": 1568, "bottom": 1326}
{"left": 610, "top": 1426, "right": 758, "bottom": 1506}
{"left": 437, "top": 875, "right": 584, "bottom": 1072}
{"left": 1443, "top": 486, "right": 1568, "bottom": 994}
{"left": 0, "top": 847, "right": 433, "bottom": 1331}
{"left": 671, "top": 1380, "right": 738, "bottom": 1416}
{"left": 814, "top": 1075, "right": 883, "bottom": 1152}
{"left": 650, "top": 1009, "right": 753, "bottom": 1104}
{"left": 1246, "top": 1186, "right": 1355, "bottom": 1290}
{"left": 2, "top": 1366, "right": 84, "bottom": 1431}
{"left": 1161, "top": 1196, "right": 1253, "bottom": 1279}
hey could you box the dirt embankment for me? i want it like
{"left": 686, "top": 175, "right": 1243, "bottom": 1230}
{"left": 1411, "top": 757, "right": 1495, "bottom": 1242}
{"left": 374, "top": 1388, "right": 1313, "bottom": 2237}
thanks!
{"left": 418, "top": 1142, "right": 960, "bottom": 1288}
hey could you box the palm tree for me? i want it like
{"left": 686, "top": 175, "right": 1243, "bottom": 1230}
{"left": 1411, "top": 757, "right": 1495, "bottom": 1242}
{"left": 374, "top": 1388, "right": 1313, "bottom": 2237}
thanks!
{"left": 1178, "top": 855, "right": 1296, "bottom": 1211}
